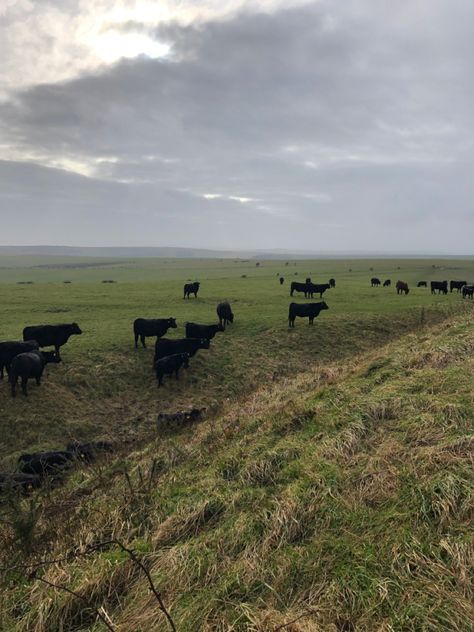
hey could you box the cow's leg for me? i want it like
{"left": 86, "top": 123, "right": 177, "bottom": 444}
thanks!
{"left": 0, "top": 363, "right": 3, "bottom": 379}
{"left": 10, "top": 374, "right": 17, "bottom": 397}
{"left": 21, "top": 377, "right": 28, "bottom": 396}
{"left": 134, "top": 332, "right": 139, "bottom": 348}
{"left": 141, "top": 335, "right": 146, "bottom": 348}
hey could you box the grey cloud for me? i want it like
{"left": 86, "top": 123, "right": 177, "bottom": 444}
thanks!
{"left": 1, "top": 1, "right": 474, "bottom": 252}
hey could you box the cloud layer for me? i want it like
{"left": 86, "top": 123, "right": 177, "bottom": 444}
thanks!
{"left": 1, "top": 0, "right": 473, "bottom": 252}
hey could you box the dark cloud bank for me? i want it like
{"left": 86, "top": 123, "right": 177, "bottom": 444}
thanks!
{"left": 1, "top": 1, "right": 473, "bottom": 253}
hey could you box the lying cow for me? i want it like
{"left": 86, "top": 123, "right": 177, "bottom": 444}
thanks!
{"left": 10, "top": 350, "right": 61, "bottom": 397}
{"left": 288, "top": 301, "right": 328, "bottom": 327}
{"left": 66, "top": 441, "right": 114, "bottom": 463}
{"left": 154, "top": 337, "right": 210, "bottom": 363}
{"left": 431, "top": 280, "right": 448, "bottom": 295}
{"left": 23, "top": 323, "right": 82, "bottom": 359}
{"left": 0, "top": 472, "right": 42, "bottom": 493}
{"left": 396, "top": 281, "right": 410, "bottom": 295}
{"left": 217, "top": 302, "right": 234, "bottom": 330}
{"left": 0, "top": 340, "right": 39, "bottom": 379}
{"left": 133, "top": 317, "right": 177, "bottom": 348}
{"left": 185, "top": 322, "right": 223, "bottom": 340}
{"left": 154, "top": 353, "right": 189, "bottom": 387}
{"left": 18, "top": 450, "right": 75, "bottom": 477}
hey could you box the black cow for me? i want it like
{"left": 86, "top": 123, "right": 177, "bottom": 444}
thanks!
{"left": 133, "top": 317, "right": 177, "bottom": 348}
{"left": 279, "top": 277, "right": 285, "bottom": 285}
{"left": 462, "top": 285, "right": 474, "bottom": 299}
{"left": 396, "top": 281, "right": 410, "bottom": 295}
{"left": 307, "top": 283, "right": 330, "bottom": 298}
{"left": 431, "top": 281, "right": 448, "bottom": 295}
{"left": 288, "top": 301, "right": 328, "bottom": 327}
{"left": 154, "top": 353, "right": 189, "bottom": 387}
{"left": 183, "top": 282, "right": 200, "bottom": 299}
{"left": 217, "top": 302, "right": 234, "bottom": 330}
{"left": 154, "top": 337, "right": 210, "bottom": 362}
{"left": 329, "top": 278, "right": 336, "bottom": 288}
{"left": 185, "top": 323, "right": 223, "bottom": 340}
{"left": 290, "top": 281, "right": 310, "bottom": 297}
{"left": 0, "top": 340, "right": 39, "bottom": 379}
{"left": 383, "top": 280, "right": 391, "bottom": 287}
{"left": 10, "top": 350, "right": 61, "bottom": 397}
{"left": 0, "top": 472, "right": 42, "bottom": 493}
{"left": 450, "top": 280, "right": 467, "bottom": 293}
{"left": 66, "top": 441, "right": 114, "bottom": 463}
{"left": 417, "top": 281, "right": 427, "bottom": 287}
{"left": 18, "top": 450, "right": 74, "bottom": 477}
{"left": 23, "top": 322, "right": 82, "bottom": 358}
{"left": 371, "top": 278, "right": 381, "bottom": 287}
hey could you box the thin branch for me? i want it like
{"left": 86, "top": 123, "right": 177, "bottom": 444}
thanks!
{"left": 273, "top": 608, "right": 317, "bottom": 631}
{"left": 32, "top": 573, "right": 115, "bottom": 632}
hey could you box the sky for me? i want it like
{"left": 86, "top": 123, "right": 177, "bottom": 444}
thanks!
{"left": 1, "top": 0, "right": 473, "bottom": 253}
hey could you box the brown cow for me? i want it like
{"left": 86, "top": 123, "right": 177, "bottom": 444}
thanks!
{"left": 396, "top": 281, "right": 409, "bottom": 295}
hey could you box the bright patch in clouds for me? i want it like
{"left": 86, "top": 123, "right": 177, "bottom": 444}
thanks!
{"left": 93, "top": 30, "right": 170, "bottom": 62}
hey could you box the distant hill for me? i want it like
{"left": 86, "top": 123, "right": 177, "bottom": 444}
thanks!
{"left": 0, "top": 245, "right": 472, "bottom": 259}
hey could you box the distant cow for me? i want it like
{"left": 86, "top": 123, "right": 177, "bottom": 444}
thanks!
{"left": 383, "top": 280, "right": 391, "bottom": 287}
{"left": 290, "top": 281, "right": 310, "bottom": 297}
{"left": 431, "top": 280, "right": 448, "bottom": 295}
{"left": 133, "top": 317, "right": 177, "bottom": 348}
{"left": 154, "top": 353, "right": 189, "bottom": 387}
{"left": 18, "top": 450, "right": 74, "bottom": 477}
{"left": 9, "top": 350, "right": 61, "bottom": 397}
{"left": 371, "top": 278, "right": 381, "bottom": 287}
{"left": 450, "top": 280, "right": 467, "bottom": 293}
{"left": 396, "top": 281, "right": 410, "bottom": 295}
{"left": 154, "top": 338, "right": 210, "bottom": 363}
{"left": 417, "top": 281, "right": 427, "bottom": 287}
{"left": 183, "top": 282, "right": 200, "bottom": 299}
{"left": 66, "top": 441, "right": 114, "bottom": 463}
{"left": 329, "top": 278, "right": 336, "bottom": 288}
{"left": 185, "top": 323, "right": 223, "bottom": 340}
{"left": 462, "top": 285, "right": 474, "bottom": 299}
{"left": 23, "top": 323, "right": 82, "bottom": 358}
{"left": 217, "top": 302, "right": 234, "bottom": 330}
{"left": 279, "top": 277, "right": 284, "bottom": 285}
{"left": 288, "top": 301, "right": 328, "bottom": 327}
{"left": 0, "top": 340, "right": 39, "bottom": 379}
{"left": 307, "top": 283, "right": 330, "bottom": 298}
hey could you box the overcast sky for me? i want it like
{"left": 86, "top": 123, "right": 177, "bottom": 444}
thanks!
{"left": 1, "top": 0, "right": 473, "bottom": 252}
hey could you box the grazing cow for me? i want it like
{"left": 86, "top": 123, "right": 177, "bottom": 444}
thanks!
{"left": 133, "top": 317, "right": 177, "bottom": 348}
{"left": 154, "top": 353, "right": 189, "bottom": 387}
{"left": 329, "top": 278, "right": 336, "bottom": 288}
{"left": 371, "top": 278, "right": 381, "bottom": 287}
{"left": 383, "top": 280, "right": 391, "bottom": 287}
{"left": 183, "top": 281, "right": 200, "bottom": 299}
{"left": 417, "top": 281, "right": 427, "bottom": 287}
{"left": 154, "top": 338, "right": 210, "bottom": 363}
{"left": 18, "top": 450, "right": 74, "bottom": 477}
{"left": 396, "top": 281, "right": 410, "bottom": 295}
{"left": 185, "top": 322, "right": 223, "bottom": 340}
{"left": 217, "top": 301, "right": 234, "bottom": 329}
{"left": 306, "top": 283, "right": 331, "bottom": 298}
{"left": 288, "top": 301, "right": 329, "bottom": 327}
{"left": 290, "top": 281, "right": 310, "bottom": 297}
{"left": 10, "top": 350, "right": 61, "bottom": 397}
{"left": 462, "top": 285, "right": 474, "bottom": 299}
{"left": 431, "top": 280, "right": 448, "bottom": 295}
{"left": 0, "top": 340, "right": 39, "bottom": 379}
{"left": 450, "top": 280, "right": 467, "bottom": 293}
{"left": 305, "top": 277, "right": 311, "bottom": 284}
{"left": 66, "top": 441, "right": 114, "bottom": 462}
{"left": 23, "top": 322, "right": 82, "bottom": 358}
{"left": 279, "top": 277, "right": 284, "bottom": 285}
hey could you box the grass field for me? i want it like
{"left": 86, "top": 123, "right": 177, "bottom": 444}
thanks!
{"left": 0, "top": 256, "right": 473, "bottom": 631}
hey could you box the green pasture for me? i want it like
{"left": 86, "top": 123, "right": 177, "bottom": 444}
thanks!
{"left": 0, "top": 256, "right": 473, "bottom": 467}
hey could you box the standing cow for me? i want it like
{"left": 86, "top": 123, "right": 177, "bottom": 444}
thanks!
{"left": 383, "top": 280, "right": 391, "bottom": 287}
{"left": 133, "top": 318, "right": 177, "bottom": 348}
{"left": 396, "top": 281, "right": 409, "bottom": 295}
{"left": 371, "top": 278, "right": 381, "bottom": 287}
{"left": 10, "top": 350, "right": 61, "bottom": 397}
{"left": 279, "top": 277, "right": 284, "bottom": 285}
{"left": 0, "top": 340, "right": 39, "bottom": 379}
{"left": 450, "top": 280, "right": 467, "bottom": 293}
{"left": 431, "top": 281, "right": 448, "bottom": 295}
{"left": 23, "top": 323, "right": 82, "bottom": 359}
{"left": 183, "top": 282, "right": 200, "bottom": 299}
{"left": 288, "top": 301, "right": 328, "bottom": 327}
{"left": 217, "top": 302, "right": 234, "bottom": 330}
{"left": 329, "top": 278, "right": 336, "bottom": 288}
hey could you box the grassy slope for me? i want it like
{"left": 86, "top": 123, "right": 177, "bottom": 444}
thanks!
{"left": 0, "top": 258, "right": 473, "bottom": 630}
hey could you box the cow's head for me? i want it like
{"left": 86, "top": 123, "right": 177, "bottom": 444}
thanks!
{"left": 181, "top": 353, "right": 190, "bottom": 368}
{"left": 169, "top": 318, "right": 177, "bottom": 328}
{"left": 320, "top": 302, "right": 329, "bottom": 310}
{"left": 70, "top": 322, "right": 82, "bottom": 335}
{"left": 42, "top": 351, "right": 62, "bottom": 364}
{"left": 200, "top": 338, "right": 211, "bottom": 349}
